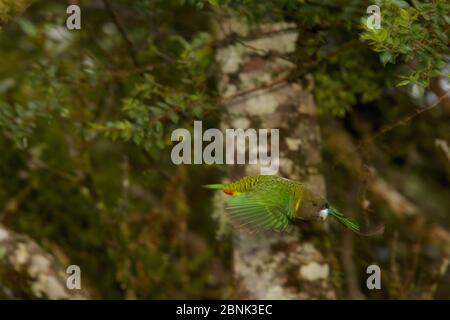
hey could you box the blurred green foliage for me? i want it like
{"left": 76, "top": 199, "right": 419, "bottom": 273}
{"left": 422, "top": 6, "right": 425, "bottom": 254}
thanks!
{"left": 361, "top": 0, "right": 449, "bottom": 91}
{"left": 0, "top": 0, "right": 229, "bottom": 299}
{"left": 204, "top": 0, "right": 449, "bottom": 115}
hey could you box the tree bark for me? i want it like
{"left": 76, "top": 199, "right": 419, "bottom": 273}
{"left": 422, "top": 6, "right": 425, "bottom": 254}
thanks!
{"left": 0, "top": 224, "right": 88, "bottom": 299}
{"left": 214, "top": 16, "right": 336, "bottom": 299}
{"left": 430, "top": 77, "right": 450, "bottom": 116}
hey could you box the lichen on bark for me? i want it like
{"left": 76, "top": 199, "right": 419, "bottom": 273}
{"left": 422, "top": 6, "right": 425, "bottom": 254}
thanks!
{"left": 0, "top": 224, "right": 88, "bottom": 299}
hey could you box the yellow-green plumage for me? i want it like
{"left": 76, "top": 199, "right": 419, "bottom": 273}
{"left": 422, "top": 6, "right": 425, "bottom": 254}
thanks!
{"left": 205, "top": 175, "right": 361, "bottom": 233}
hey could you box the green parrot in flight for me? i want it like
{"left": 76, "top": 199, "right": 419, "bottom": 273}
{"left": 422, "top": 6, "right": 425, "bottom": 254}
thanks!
{"left": 205, "top": 175, "right": 362, "bottom": 234}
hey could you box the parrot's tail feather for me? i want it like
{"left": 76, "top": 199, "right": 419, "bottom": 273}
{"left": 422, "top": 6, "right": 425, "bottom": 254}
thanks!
{"left": 329, "top": 207, "right": 361, "bottom": 233}
{"left": 355, "top": 224, "right": 385, "bottom": 237}
{"left": 203, "top": 184, "right": 226, "bottom": 189}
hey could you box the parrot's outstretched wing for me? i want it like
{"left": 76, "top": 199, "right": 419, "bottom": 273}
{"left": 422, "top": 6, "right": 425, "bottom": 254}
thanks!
{"left": 225, "top": 189, "right": 294, "bottom": 233}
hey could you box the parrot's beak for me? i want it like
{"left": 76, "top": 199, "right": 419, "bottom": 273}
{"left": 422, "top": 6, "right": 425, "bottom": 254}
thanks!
{"left": 319, "top": 208, "right": 329, "bottom": 220}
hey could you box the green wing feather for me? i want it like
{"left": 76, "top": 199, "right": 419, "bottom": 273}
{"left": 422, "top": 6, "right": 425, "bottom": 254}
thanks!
{"left": 329, "top": 207, "right": 361, "bottom": 232}
{"left": 225, "top": 185, "right": 296, "bottom": 233}
{"left": 226, "top": 194, "right": 289, "bottom": 232}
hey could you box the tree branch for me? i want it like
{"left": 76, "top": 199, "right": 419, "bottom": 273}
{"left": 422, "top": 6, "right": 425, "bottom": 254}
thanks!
{"left": 102, "top": 0, "right": 139, "bottom": 67}
{"left": 0, "top": 224, "right": 89, "bottom": 299}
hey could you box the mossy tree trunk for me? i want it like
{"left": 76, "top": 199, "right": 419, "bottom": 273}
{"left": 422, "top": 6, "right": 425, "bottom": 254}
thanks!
{"left": 0, "top": 224, "right": 88, "bottom": 299}
{"left": 214, "top": 15, "right": 336, "bottom": 299}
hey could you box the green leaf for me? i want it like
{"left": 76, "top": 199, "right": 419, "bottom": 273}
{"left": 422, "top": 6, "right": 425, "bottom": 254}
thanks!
{"left": 380, "top": 52, "right": 395, "bottom": 65}
{"left": 192, "top": 106, "right": 203, "bottom": 118}
{"left": 396, "top": 79, "right": 411, "bottom": 87}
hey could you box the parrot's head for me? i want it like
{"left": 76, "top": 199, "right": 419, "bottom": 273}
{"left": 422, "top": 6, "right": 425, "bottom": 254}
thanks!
{"left": 297, "top": 189, "right": 330, "bottom": 220}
